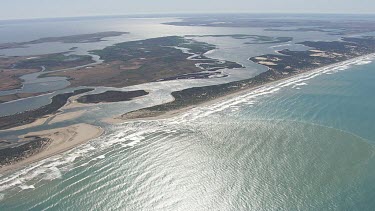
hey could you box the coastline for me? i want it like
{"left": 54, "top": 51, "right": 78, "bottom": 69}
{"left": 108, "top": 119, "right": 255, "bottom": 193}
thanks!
{"left": 0, "top": 123, "right": 103, "bottom": 174}
{"left": 1, "top": 53, "right": 374, "bottom": 175}
{"left": 105, "top": 53, "right": 375, "bottom": 123}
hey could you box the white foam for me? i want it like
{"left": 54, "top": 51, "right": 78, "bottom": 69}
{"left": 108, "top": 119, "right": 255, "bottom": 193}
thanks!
{"left": 292, "top": 82, "right": 308, "bottom": 89}
{"left": 44, "top": 167, "right": 62, "bottom": 180}
{"left": 204, "top": 49, "right": 216, "bottom": 55}
{"left": 355, "top": 60, "right": 372, "bottom": 65}
{"left": 97, "top": 155, "right": 105, "bottom": 159}
{"left": 79, "top": 162, "right": 89, "bottom": 167}
{"left": 19, "top": 185, "right": 35, "bottom": 190}
{"left": 0, "top": 143, "right": 100, "bottom": 193}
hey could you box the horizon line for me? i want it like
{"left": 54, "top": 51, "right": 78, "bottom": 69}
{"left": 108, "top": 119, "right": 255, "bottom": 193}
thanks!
{"left": 1, "top": 11, "right": 375, "bottom": 22}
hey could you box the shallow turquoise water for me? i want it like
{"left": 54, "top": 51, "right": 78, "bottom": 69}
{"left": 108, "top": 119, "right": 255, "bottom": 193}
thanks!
{"left": 1, "top": 59, "right": 374, "bottom": 210}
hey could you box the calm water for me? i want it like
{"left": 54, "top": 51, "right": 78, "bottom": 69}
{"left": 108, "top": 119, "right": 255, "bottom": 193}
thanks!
{"left": 1, "top": 15, "right": 375, "bottom": 210}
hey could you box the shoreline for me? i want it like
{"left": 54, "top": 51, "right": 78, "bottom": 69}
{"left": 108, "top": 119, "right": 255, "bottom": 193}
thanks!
{"left": 105, "top": 53, "right": 375, "bottom": 123}
{"left": 0, "top": 123, "right": 103, "bottom": 174}
{"left": 1, "top": 53, "right": 374, "bottom": 175}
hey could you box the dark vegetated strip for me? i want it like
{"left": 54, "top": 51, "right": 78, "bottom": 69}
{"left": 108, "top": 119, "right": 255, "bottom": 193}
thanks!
{"left": 0, "top": 137, "right": 50, "bottom": 167}
{"left": 0, "top": 89, "right": 93, "bottom": 130}
{"left": 77, "top": 90, "right": 148, "bottom": 104}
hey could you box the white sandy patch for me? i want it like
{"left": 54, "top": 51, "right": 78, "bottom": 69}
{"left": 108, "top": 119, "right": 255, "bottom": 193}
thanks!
{"left": 259, "top": 61, "right": 277, "bottom": 66}
{"left": 254, "top": 57, "right": 268, "bottom": 60}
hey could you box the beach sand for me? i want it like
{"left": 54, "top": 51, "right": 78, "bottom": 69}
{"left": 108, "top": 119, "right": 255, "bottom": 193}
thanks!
{"left": 0, "top": 123, "right": 103, "bottom": 174}
{"left": 48, "top": 110, "right": 86, "bottom": 125}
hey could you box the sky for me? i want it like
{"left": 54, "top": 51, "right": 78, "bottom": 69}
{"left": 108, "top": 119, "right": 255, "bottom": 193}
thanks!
{"left": 1, "top": 0, "right": 374, "bottom": 20}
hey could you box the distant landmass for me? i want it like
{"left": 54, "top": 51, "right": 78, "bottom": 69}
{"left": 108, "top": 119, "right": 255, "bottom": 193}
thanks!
{"left": 0, "top": 31, "right": 128, "bottom": 50}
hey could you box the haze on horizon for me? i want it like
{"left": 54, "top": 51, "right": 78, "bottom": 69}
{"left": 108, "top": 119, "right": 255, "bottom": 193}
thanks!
{"left": 1, "top": 0, "right": 375, "bottom": 20}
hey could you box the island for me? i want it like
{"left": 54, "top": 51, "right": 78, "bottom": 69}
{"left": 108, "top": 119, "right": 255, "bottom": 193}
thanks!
{"left": 0, "top": 31, "right": 128, "bottom": 50}
{"left": 77, "top": 90, "right": 149, "bottom": 104}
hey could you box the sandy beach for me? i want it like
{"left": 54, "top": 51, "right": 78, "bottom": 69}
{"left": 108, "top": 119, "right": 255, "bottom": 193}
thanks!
{"left": 0, "top": 123, "right": 103, "bottom": 174}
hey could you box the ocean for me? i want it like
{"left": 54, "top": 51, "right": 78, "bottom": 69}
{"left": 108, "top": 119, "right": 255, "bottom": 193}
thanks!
{"left": 0, "top": 15, "right": 375, "bottom": 210}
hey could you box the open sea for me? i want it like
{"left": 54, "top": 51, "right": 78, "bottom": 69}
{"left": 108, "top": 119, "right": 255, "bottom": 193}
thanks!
{"left": 0, "top": 15, "right": 375, "bottom": 210}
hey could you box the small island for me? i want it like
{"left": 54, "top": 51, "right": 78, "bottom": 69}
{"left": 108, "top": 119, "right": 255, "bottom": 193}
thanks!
{"left": 77, "top": 90, "right": 149, "bottom": 104}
